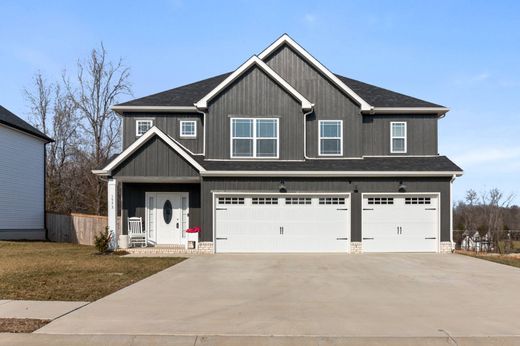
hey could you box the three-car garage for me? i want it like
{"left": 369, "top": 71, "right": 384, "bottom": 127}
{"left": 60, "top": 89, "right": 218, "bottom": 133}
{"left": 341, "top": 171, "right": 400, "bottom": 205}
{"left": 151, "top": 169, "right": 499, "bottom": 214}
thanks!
{"left": 213, "top": 193, "right": 440, "bottom": 253}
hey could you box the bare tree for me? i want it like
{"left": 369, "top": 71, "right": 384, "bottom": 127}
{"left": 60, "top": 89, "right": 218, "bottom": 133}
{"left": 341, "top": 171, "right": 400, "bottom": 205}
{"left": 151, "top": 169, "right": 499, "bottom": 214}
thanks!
{"left": 66, "top": 43, "right": 131, "bottom": 214}
{"left": 480, "top": 188, "right": 514, "bottom": 253}
{"left": 25, "top": 72, "right": 52, "bottom": 135}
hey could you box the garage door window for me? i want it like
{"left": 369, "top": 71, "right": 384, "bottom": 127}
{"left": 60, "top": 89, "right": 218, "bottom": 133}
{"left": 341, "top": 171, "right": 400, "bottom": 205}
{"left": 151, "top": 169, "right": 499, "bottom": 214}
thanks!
{"left": 405, "top": 197, "right": 431, "bottom": 205}
{"left": 285, "top": 197, "right": 312, "bottom": 205}
{"left": 252, "top": 197, "right": 278, "bottom": 205}
{"left": 319, "top": 197, "right": 345, "bottom": 205}
{"left": 368, "top": 197, "right": 394, "bottom": 205}
{"left": 218, "top": 197, "right": 245, "bottom": 205}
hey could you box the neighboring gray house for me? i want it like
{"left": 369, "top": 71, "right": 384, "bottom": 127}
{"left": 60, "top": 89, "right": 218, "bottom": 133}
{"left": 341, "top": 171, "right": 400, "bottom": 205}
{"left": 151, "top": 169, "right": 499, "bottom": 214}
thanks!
{"left": 0, "top": 106, "right": 52, "bottom": 240}
{"left": 94, "top": 34, "right": 462, "bottom": 253}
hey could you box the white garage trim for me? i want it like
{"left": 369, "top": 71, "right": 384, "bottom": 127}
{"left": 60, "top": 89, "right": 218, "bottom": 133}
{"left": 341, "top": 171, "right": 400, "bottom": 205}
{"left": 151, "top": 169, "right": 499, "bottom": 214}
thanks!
{"left": 361, "top": 192, "right": 441, "bottom": 253}
{"left": 212, "top": 192, "right": 351, "bottom": 254}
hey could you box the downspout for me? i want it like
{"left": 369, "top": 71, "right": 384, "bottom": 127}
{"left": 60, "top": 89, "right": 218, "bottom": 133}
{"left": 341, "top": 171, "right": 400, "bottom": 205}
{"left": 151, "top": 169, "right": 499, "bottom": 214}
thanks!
{"left": 303, "top": 107, "right": 314, "bottom": 159}
{"left": 195, "top": 108, "right": 207, "bottom": 156}
{"left": 450, "top": 174, "right": 456, "bottom": 250}
{"left": 43, "top": 143, "right": 48, "bottom": 241}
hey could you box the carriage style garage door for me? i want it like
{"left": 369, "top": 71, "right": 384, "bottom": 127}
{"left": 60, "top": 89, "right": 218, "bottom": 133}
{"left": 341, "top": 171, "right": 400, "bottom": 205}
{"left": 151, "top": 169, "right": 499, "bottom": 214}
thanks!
{"left": 215, "top": 195, "right": 350, "bottom": 253}
{"left": 362, "top": 194, "right": 439, "bottom": 252}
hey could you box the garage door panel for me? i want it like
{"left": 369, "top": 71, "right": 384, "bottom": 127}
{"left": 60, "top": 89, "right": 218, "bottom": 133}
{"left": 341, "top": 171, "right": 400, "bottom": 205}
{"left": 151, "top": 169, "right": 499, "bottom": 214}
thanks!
{"left": 216, "top": 196, "right": 350, "bottom": 253}
{"left": 362, "top": 194, "right": 439, "bottom": 253}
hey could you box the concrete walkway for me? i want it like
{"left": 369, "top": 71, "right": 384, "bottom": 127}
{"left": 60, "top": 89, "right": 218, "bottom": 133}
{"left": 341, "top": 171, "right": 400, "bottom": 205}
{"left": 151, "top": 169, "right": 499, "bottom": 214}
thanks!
{"left": 0, "top": 300, "right": 88, "bottom": 320}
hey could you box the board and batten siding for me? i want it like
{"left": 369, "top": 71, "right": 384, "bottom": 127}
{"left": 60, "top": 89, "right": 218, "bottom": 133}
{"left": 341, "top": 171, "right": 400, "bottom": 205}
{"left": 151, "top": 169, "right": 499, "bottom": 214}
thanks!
{"left": 122, "top": 112, "right": 203, "bottom": 153}
{"left": 200, "top": 177, "right": 451, "bottom": 243}
{"left": 112, "top": 136, "right": 199, "bottom": 178}
{"left": 206, "top": 66, "right": 304, "bottom": 160}
{"left": 0, "top": 124, "right": 45, "bottom": 239}
{"left": 362, "top": 115, "right": 438, "bottom": 155}
{"left": 264, "top": 44, "right": 363, "bottom": 158}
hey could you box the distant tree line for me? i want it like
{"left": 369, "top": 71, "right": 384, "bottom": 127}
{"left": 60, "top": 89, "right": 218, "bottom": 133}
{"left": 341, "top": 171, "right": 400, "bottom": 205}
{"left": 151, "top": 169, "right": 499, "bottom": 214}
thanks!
{"left": 25, "top": 44, "right": 131, "bottom": 215}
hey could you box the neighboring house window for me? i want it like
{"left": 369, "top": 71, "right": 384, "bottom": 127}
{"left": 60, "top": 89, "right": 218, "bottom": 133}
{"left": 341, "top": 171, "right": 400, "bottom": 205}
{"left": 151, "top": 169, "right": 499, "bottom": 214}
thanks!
{"left": 136, "top": 119, "right": 153, "bottom": 136}
{"left": 319, "top": 120, "right": 343, "bottom": 156}
{"left": 180, "top": 120, "right": 197, "bottom": 138}
{"left": 390, "top": 122, "right": 407, "bottom": 153}
{"left": 231, "top": 118, "right": 278, "bottom": 158}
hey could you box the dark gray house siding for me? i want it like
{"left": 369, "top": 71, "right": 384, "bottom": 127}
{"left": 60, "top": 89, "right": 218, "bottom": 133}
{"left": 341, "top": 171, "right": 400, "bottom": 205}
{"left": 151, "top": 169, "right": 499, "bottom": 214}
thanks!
{"left": 264, "top": 44, "right": 363, "bottom": 158}
{"left": 121, "top": 183, "right": 201, "bottom": 234}
{"left": 200, "top": 177, "right": 451, "bottom": 243}
{"left": 362, "top": 115, "right": 438, "bottom": 156}
{"left": 206, "top": 66, "right": 305, "bottom": 160}
{"left": 112, "top": 136, "right": 199, "bottom": 178}
{"left": 122, "top": 112, "right": 203, "bottom": 153}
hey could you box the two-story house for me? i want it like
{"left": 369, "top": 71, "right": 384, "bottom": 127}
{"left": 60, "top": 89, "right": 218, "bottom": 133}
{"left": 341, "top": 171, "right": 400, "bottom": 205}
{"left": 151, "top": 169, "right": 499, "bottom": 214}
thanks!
{"left": 93, "top": 34, "right": 462, "bottom": 253}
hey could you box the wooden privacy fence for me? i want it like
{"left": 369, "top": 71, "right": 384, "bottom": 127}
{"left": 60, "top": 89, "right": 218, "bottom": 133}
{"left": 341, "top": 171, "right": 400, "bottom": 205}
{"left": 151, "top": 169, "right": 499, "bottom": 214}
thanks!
{"left": 46, "top": 212, "right": 121, "bottom": 245}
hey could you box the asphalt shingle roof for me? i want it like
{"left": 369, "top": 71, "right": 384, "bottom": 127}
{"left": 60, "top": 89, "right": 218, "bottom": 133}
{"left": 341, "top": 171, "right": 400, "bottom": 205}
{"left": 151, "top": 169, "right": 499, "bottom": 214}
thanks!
{"left": 116, "top": 72, "right": 444, "bottom": 109}
{"left": 0, "top": 105, "right": 53, "bottom": 142}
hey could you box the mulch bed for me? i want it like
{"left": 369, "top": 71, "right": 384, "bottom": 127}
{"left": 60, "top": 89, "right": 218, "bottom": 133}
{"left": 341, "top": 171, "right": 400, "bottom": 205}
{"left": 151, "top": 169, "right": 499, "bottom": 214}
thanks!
{"left": 0, "top": 318, "right": 50, "bottom": 333}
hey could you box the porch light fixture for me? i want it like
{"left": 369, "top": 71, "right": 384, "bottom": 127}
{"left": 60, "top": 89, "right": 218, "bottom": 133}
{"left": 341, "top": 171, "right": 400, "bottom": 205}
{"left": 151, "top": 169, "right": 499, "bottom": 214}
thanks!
{"left": 279, "top": 180, "right": 287, "bottom": 193}
{"left": 398, "top": 181, "right": 407, "bottom": 192}
{"left": 353, "top": 185, "right": 359, "bottom": 193}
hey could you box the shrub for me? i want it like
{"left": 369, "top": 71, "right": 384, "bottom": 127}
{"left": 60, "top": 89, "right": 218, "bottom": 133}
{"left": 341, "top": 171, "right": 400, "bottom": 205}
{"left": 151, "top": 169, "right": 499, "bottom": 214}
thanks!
{"left": 94, "top": 227, "right": 112, "bottom": 254}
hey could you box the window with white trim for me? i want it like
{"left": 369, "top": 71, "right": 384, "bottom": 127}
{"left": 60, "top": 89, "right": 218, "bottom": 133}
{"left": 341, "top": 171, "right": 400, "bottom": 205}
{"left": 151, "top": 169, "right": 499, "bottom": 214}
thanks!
{"left": 231, "top": 118, "right": 278, "bottom": 158}
{"left": 319, "top": 120, "right": 343, "bottom": 156}
{"left": 136, "top": 119, "right": 153, "bottom": 136}
{"left": 368, "top": 197, "right": 394, "bottom": 205}
{"left": 319, "top": 197, "right": 346, "bottom": 205}
{"left": 180, "top": 120, "right": 197, "bottom": 138}
{"left": 252, "top": 197, "right": 278, "bottom": 205}
{"left": 218, "top": 197, "right": 244, "bottom": 205}
{"left": 390, "top": 122, "right": 407, "bottom": 153}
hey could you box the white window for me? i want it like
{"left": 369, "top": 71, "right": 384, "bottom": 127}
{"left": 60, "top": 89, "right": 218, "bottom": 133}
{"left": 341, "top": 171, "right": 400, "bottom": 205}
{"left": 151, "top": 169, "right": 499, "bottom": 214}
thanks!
{"left": 231, "top": 118, "right": 279, "bottom": 158}
{"left": 180, "top": 120, "right": 197, "bottom": 138}
{"left": 319, "top": 120, "right": 343, "bottom": 156}
{"left": 136, "top": 119, "right": 153, "bottom": 136}
{"left": 390, "top": 122, "right": 407, "bottom": 153}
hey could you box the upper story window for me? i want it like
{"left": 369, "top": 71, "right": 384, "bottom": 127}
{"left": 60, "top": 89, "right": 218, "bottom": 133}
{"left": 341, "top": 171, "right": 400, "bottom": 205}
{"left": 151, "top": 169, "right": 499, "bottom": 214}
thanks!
{"left": 319, "top": 120, "right": 343, "bottom": 156}
{"left": 136, "top": 119, "right": 153, "bottom": 137}
{"left": 180, "top": 120, "right": 197, "bottom": 138}
{"left": 390, "top": 122, "right": 407, "bottom": 153}
{"left": 231, "top": 118, "right": 278, "bottom": 158}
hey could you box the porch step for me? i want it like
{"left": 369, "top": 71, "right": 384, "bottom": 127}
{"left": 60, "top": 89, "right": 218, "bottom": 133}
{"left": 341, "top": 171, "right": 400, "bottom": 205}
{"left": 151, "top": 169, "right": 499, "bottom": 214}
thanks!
{"left": 123, "top": 242, "right": 213, "bottom": 255}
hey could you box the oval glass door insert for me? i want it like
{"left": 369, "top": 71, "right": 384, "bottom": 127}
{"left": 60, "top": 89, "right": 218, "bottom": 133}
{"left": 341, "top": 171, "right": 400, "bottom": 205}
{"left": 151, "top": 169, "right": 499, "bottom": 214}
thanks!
{"left": 163, "top": 200, "right": 173, "bottom": 224}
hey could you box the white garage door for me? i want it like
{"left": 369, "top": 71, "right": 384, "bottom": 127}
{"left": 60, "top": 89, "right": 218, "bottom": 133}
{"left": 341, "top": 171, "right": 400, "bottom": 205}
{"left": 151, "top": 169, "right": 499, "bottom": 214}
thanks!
{"left": 215, "top": 195, "right": 350, "bottom": 253}
{"left": 362, "top": 194, "right": 439, "bottom": 252}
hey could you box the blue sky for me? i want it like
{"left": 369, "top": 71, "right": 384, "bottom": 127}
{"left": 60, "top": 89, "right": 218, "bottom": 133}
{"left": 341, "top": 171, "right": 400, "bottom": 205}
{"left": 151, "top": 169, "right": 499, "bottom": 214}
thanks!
{"left": 1, "top": 0, "right": 519, "bottom": 204}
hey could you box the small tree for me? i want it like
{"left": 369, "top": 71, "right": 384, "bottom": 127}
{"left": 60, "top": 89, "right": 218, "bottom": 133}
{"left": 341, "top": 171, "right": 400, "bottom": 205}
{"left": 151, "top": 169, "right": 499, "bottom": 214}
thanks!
{"left": 94, "top": 227, "right": 112, "bottom": 254}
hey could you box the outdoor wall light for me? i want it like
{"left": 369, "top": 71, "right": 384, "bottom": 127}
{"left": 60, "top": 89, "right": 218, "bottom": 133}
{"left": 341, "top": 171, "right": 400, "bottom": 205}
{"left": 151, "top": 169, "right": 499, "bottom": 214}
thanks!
{"left": 398, "top": 181, "right": 407, "bottom": 192}
{"left": 279, "top": 180, "right": 287, "bottom": 193}
{"left": 353, "top": 185, "right": 359, "bottom": 193}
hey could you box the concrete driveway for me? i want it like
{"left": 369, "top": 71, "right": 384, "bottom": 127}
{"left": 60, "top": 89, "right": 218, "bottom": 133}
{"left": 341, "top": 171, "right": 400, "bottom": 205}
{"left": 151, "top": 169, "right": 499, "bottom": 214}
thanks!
{"left": 37, "top": 253, "right": 520, "bottom": 338}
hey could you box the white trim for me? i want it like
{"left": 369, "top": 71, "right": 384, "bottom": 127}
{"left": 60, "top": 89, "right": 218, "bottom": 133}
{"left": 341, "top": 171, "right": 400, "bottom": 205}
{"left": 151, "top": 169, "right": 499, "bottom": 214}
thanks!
{"left": 258, "top": 34, "right": 371, "bottom": 111}
{"left": 230, "top": 118, "right": 279, "bottom": 159}
{"left": 114, "top": 177, "right": 200, "bottom": 183}
{"left": 179, "top": 120, "right": 197, "bottom": 138}
{"left": 195, "top": 56, "right": 313, "bottom": 111}
{"left": 94, "top": 126, "right": 206, "bottom": 175}
{"left": 0, "top": 122, "right": 51, "bottom": 143}
{"left": 201, "top": 170, "right": 463, "bottom": 177}
{"left": 365, "top": 107, "right": 449, "bottom": 116}
{"left": 112, "top": 105, "right": 197, "bottom": 114}
{"left": 318, "top": 120, "right": 343, "bottom": 156}
{"left": 390, "top": 122, "right": 407, "bottom": 154}
{"left": 450, "top": 175, "right": 456, "bottom": 248}
{"left": 361, "top": 192, "right": 441, "bottom": 253}
{"left": 135, "top": 119, "right": 154, "bottom": 137}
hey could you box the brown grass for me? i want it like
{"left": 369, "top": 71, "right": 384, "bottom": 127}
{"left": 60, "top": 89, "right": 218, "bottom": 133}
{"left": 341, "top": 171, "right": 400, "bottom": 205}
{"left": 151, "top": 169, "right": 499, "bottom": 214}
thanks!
{"left": 456, "top": 250, "right": 520, "bottom": 269}
{"left": 0, "top": 241, "right": 185, "bottom": 301}
{"left": 0, "top": 318, "right": 50, "bottom": 333}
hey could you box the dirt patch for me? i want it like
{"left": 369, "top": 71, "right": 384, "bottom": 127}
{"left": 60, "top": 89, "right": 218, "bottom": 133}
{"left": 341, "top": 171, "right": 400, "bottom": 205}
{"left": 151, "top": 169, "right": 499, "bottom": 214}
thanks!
{"left": 0, "top": 318, "right": 50, "bottom": 333}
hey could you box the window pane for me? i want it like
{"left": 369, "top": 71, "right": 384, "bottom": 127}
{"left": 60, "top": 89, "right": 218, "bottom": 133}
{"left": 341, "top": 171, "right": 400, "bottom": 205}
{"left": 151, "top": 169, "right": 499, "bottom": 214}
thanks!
{"left": 392, "top": 123, "right": 405, "bottom": 137}
{"left": 233, "top": 119, "right": 253, "bottom": 137}
{"left": 256, "top": 139, "right": 277, "bottom": 157}
{"left": 137, "top": 121, "right": 152, "bottom": 135}
{"left": 232, "top": 139, "right": 253, "bottom": 156}
{"left": 320, "top": 138, "right": 341, "bottom": 154}
{"left": 181, "top": 122, "right": 195, "bottom": 136}
{"left": 392, "top": 138, "right": 405, "bottom": 152}
{"left": 257, "top": 119, "right": 277, "bottom": 138}
{"left": 320, "top": 121, "right": 340, "bottom": 138}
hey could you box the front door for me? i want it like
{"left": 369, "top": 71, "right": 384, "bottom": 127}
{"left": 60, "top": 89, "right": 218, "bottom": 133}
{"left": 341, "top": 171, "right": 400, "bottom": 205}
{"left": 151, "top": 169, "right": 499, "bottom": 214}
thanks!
{"left": 146, "top": 192, "right": 189, "bottom": 245}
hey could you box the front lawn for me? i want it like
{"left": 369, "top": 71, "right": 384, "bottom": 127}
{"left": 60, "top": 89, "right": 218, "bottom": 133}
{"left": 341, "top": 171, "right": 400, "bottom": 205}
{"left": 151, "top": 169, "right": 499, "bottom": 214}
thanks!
{"left": 456, "top": 250, "right": 520, "bottom": 269}
{"left": 0, "top": 241, "right": 185, "bottom": 301}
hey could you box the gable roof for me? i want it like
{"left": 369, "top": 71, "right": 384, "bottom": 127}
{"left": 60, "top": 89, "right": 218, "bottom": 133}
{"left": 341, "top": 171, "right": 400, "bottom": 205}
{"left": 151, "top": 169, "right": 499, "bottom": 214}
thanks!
{"left": 92, "top": 126, "right": 205, "bottom": 176}
{"left": 195, "top": 56, "right": 313, "bottom": 111}
{"left": 0, "top": 105, "right": 53, "bottom": 142}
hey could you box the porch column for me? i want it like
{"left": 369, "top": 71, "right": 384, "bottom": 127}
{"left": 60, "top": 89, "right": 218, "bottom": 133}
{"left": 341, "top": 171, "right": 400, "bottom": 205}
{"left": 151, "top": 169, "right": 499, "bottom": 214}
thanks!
{"left": 107, "top": 178, "right": 118, "bottom": 250}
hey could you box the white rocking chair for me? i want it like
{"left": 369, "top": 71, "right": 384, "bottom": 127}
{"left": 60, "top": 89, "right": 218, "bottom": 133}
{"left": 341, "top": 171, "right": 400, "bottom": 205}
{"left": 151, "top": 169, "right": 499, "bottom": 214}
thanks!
{"left": 128, "top": 217, "right": 146, "bottom": 247}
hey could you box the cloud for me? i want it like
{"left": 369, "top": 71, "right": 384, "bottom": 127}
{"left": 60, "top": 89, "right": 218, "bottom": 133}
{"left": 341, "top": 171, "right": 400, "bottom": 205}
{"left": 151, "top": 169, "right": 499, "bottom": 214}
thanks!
{"left": 453, "top": 72, "right": 491, "bottom": 86}
{"left": 452, "top": 146, "right": 520, "bottom": 170}
{"left": 303, "top": 13, "right": 317, "bottom": 24}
